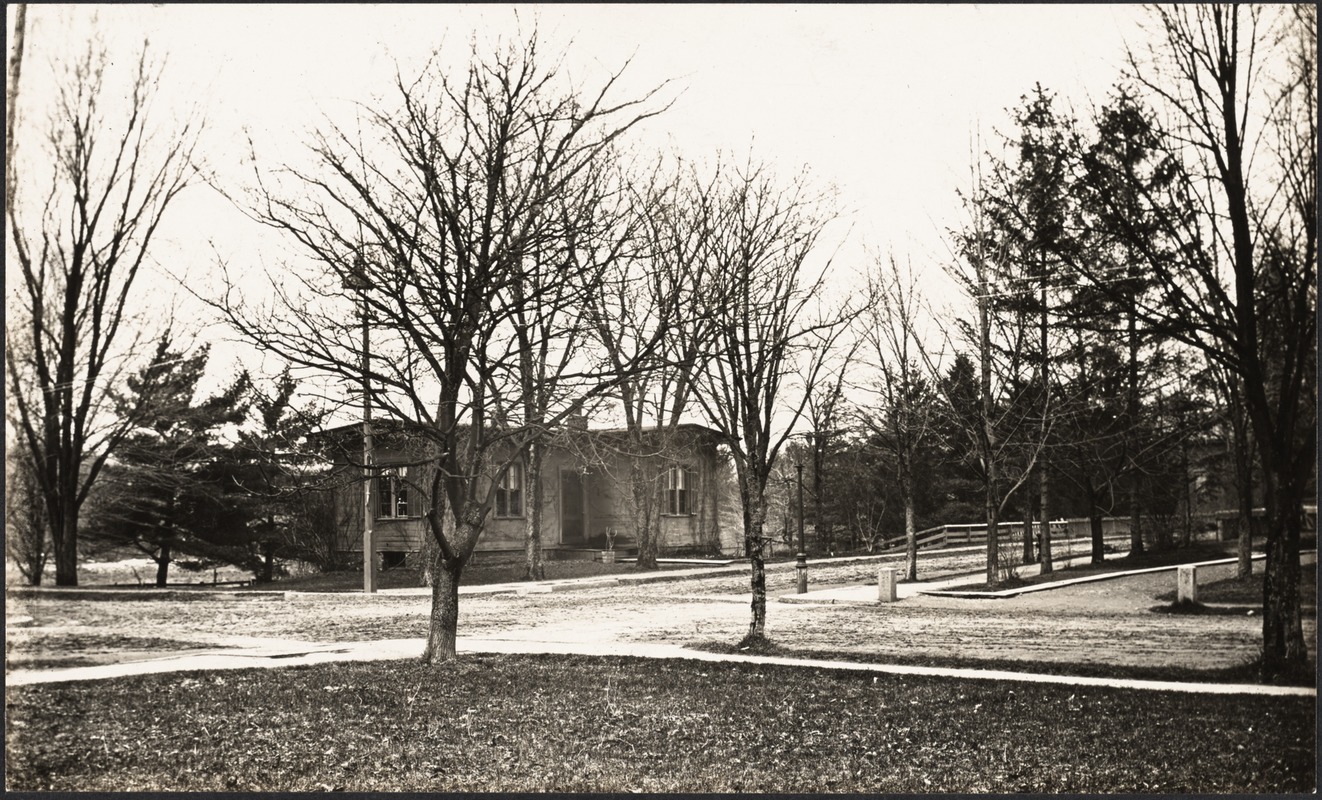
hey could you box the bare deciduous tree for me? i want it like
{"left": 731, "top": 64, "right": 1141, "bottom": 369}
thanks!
{"left": 503, "top": 151, "right": 644, "bottom": 581}
{"left": 4, "top": 441, "right": 48, "bottom": 585}
{"left": 926, "top": 153, "right": 1046, "bottom": 586}
{"left": 690, "top": 157, "right": 855, "bottom": 646}
{"left": 803, "top": 337, "right": 857, "bottom": 557}
{"left": 215, "top": 33, "right": 671, "bottom": 662}
{"left": 1101, "top": 4, "right": 1316, "bottom": 682}
{"left": 859, "top": 256, "right": 937, "bottom": 581}
{"left": 583, "top": 156, "right": 718, "bottom": 569}
{"left": 5, "top": 37, "right": 200, "bottom": 585}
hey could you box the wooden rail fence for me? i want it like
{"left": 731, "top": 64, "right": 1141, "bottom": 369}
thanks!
{"left": 879, "top": 505, "right": 1317, "bottom": 552}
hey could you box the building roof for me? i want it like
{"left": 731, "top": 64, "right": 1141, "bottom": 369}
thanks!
{"left": 308, "top": 418, "right": 729, "bottom": 444}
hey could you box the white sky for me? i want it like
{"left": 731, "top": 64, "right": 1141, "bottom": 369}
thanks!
{"left": 7, "top": 3, "right": 1149, "bottom": 410}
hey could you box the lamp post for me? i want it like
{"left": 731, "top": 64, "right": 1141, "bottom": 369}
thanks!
{"left": 343, "top": 256, "right": 377, "bottom": 594}
{"left": 796, "top": 462, "right": 807, "bottom": 594}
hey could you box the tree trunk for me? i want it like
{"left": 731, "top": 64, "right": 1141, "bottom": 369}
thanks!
{"left": 1258, "top": 454, "right": 1308, "bottom": 683}
{"left": 155, "top": 540, "right": 172, "bottom": 588}
{"left": 1230, "top": 395, "right": 1254, "bottom": 578}
{"left": 22, "top": 528, "right": 44, "bottom": 586}
{"left": 979, "top": 264, "right": 999, "bottom": 586}
{"left": 1090, "top": 513, "right": 1104, "bottom": 564}
{"left": 1037, "top": 279, "right": 1052, "bottom": 573}
{"left": 1039, "top": 512, "right": 1053, "bottom": 575}
{"left": 738, "top": 477, "right": 770, "bottom": 646}
{"left": 897, "top": 451, "right": 918, "bottom": 581}
{"left": 1126, "top": 285, "right": 1144, "bottom": 558}
{"left": 1087, "top": 476, "right": 1104, "bottom": 565}
{"left": 1260, "top": 513, "right": 1304, "bottom": 683}
{"left": 632, "top": 454, "right": 659, "bottom": 570}
{"left": 1038, "top": 465, "right": 1053, "bottom": 574}
{"left": 744, "top": 550, "right": 767, "bottom": 644}
{"left": 260, "top": 542, "right": 275, "bottom": 583}
{"left": 1235, "top": 482, "right": 1254, "bottom": 578}
{"left": 523, "top": 446, "right": 545, "bottom": 581}
{"left": 812, "top": 443, "right": 824, "bottom": 556}
{"left": 421, "top": 498, "right": 483, "bottom": 664}
{"left": 1128, "top": 483, "right": 1144, "bottom": 557}
{"left": 985, "top": 487, "right": 1001, "bottom": 586}
{"left": 1021, "top": 484, "right": 1035, "bottom": 566}
{"left": 904, "top": 495, "right": 918, "bottom": 582}
{"left": 1179, "top": 434, "right": 1192, "bottom": 546}
{"left": 421, "top": 556, "right": 462, "bottom": 663}
{"left": 52, "top": 499, "right": 78, "bottom": 586}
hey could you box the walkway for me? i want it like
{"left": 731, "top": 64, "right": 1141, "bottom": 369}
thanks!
{"left": 372, "top": 548, "right": 987, "bottom": 599}
{"left": 6, "top": 630, "right": 1312, "bottom": 696}
{"left": 7, "top": 547, "right": 1314, "bottom": 697}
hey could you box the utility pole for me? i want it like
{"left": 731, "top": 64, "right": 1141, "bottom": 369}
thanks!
{"left": 345, "top": 254, "right": 377, "bottom": 593}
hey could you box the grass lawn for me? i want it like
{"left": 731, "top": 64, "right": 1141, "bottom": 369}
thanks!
{"left": 691, "top": 638, "right": 1276, "bottom": 685}
{"left": 5, "top": 654, "right": 1314, "bottom": 793}
{"left": 1154, "top": 561, "right": 1319, "bottom": 611}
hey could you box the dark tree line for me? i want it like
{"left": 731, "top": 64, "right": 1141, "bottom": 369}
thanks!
{"left": 77, "top": 349, "right": 340, "bottom": 587}
{"left": 834, "top": 3, "right": 1314, "bottom": 683}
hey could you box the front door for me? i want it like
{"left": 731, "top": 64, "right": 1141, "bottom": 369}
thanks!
{"left": 560, "top": 470, "right": 587, "bottom": 544}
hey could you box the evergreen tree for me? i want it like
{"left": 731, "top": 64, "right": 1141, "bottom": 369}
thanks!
{"left": 83, "top": 341, "right": 252, "bottom": 586}
{"left": 1074, "top": 86, "right": 1197, "bottom": 558}
{"left": 983, "top": 84, "right": 1081, "bottom": 570}
{"left": 231, "top": 368, "right": 336, "bottom": 580}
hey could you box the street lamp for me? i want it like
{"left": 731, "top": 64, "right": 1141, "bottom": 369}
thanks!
{"left": 343, "top": 254, "right": 377, "bottom": 594}
{"left": 796, "top": 462, "right": 807, "bottom": 594}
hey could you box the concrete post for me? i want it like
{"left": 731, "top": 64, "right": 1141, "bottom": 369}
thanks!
{"left": 1177, "top": 565, "right": 1198, "bottom": 603}
{"left": 878, "top": 568, "right": 898, "bottom": 603}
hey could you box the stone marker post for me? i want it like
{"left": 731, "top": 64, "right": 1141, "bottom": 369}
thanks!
{"left": 878, "top": 568, "right": 898, "bottom": 603}
{"left": 1177, "top": 565, "right": 1198, "bottom": 603}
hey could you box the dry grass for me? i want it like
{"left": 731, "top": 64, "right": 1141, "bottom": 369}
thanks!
{"left": 5, "top": 655, "right": 1315, "bottom": 793}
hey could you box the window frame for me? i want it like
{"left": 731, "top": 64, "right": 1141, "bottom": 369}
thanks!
{"left": 494, "top": 460, "right": 525, "bottom": 519}
{"left": 376, "top": 465, "right": 411, "bottom": 519}
{"left": 662, "top": 464, "right": 696, "bottom": 517}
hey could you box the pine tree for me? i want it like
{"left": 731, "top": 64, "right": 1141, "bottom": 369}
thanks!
{"left": 83, "top": 341, "right": 252, "bottom": 586}
{"left": 231, "top": 368, "right": 334, "bottom": 580}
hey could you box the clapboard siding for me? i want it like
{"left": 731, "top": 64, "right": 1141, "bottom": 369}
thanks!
{"left": 327, "top": 423, "right": 743, "bottom": 559}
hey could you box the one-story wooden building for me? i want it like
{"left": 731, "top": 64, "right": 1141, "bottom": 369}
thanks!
{"left": 314, "top": 421, "right": 744, "bottom": 565}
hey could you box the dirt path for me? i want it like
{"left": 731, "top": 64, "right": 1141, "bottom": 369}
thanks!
{"left": 6, "top": 551, "right": 1316, "bottom": 678}
{"left": 459, "top": 563, "right": 1295, "bottom": 673}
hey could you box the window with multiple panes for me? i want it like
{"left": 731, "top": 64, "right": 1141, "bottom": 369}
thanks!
{"left": 495, "top": 461, "right": 524, "bottom": 518}
{"left": 376, "top": 466, "right": 410, "bottom": 518}
{"left": 663, "top": 464, "right": 695, "bottom": 516}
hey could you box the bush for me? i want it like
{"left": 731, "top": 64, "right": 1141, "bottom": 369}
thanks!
{"left": 5, "top": 449, "right": 49, "bottom": 586}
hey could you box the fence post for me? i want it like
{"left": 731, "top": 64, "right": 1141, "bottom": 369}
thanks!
{"left": 878, "top": 568, "right": 898, "bottom": 603}
{"left": 1177, "top": 565, "right": 1198, "bottom": 604}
